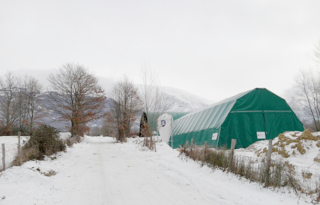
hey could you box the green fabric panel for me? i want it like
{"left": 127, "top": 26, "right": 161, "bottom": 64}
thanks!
{"left": 170, "top": 127, "right": 219, "bottom": 148}
{"left": 200, "top": 107, "right": 218, "bottom": 130}
{"left": 172, "top": 100, "right": 235, "bottom": 136}
{"left": 220, "top": 113, "right": 266, "bottom": 148}
{"left": 171, "top": 112, "right": 190, "bottom": 120}
{"left": 232, "top": 88, "right": 291, "bottom": 111}
{"left": 264, "top": 112, "right": 304, "bottom": 138}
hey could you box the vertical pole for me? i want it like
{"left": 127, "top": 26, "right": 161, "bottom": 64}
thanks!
{"left": 171, "top": 135, "right": 173, "bottom": 148}
{"left": 170, "top": 119, "right": 173, "bottom": 148}
{"left": 266, "top": 139, "right": 272, "bottom": 186}
{"left": 2, "top": 143, "right": 5, "bottom": 171}
{"left": 267, "top": 139, "right": 272, "bottom": 164}
{"left": 18, "top": 131, "right": 21, "bottom": 165}
{"left": 229, "top": 139, "right": 237, "bottom": 170}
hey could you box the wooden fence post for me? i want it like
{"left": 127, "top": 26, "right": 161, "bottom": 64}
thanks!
{"left": 229, "top": 139, "right": 237, "bottom": 170}
{"left": 18, "top": 131, "right": 21, "bottom": 165}
{"left": 265, "top": 139, "right": 273, "bottom": 186}
{"left": 2, "top": 143, "right": 5, "bottom": 171}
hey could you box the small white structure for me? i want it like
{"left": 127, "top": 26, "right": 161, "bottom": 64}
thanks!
{"left": 157, "top": 113, "right": 173, "bottom": 143}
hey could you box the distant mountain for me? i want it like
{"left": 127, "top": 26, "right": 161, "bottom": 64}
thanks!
{"left": 0, "top": 86, "right": 210, "bottom": 132}
{"left": 162, "top": 87, "right": 210, "bottom": 112}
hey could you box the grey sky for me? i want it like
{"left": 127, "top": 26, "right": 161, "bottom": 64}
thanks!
{"left": 1, "top": 0, "right": 320, "bottom": 101}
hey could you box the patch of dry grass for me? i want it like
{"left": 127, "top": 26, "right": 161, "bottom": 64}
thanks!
{"left": 302, "top": 171, "right": 313, "bottom": 180}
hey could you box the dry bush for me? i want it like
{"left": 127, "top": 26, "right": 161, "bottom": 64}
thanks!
{"left": 11, "top": 125, "right": 65, "bottom": 166}
{"left": 11, "top": 146, "right": 39, "bottom": 166}
{"left": 141, "top": 121, "right": 157, "bottom": 151}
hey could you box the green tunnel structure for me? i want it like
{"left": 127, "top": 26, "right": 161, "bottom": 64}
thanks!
{"left": 169, "top": 88, "right": 304, "bottom": 149}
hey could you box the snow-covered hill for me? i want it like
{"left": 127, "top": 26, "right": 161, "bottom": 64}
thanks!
{"left": 162, "top": 87, "right": 210, "bottom": 112}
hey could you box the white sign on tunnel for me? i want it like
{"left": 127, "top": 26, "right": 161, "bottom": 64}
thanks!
{"left": 212, "top": 133, "right": 218, "bottom": 140}
{"left": 257, "top": 132, "right": 266, "bottom": 139}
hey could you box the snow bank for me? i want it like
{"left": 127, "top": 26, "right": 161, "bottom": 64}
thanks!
{"left": 238, "top": 131, "right": 320, "bottom": 170}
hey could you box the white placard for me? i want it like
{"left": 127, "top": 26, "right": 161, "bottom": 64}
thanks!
{"left": 212, "top": 133, "right": 218, "bottom": 140}
{"left": 257, "top": 132, "right": 266, "bottom": 139}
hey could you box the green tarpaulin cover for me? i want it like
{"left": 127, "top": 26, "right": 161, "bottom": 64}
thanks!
{"left": 170, "top": 88, "right": 304, "bottom": 149}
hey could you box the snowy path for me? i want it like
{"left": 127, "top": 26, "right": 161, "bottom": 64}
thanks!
{"left": 51, "top": 137, "right": 213, "bottom": 205}
{"left": 0, "top": 136, "right": 310, "bottom": 204}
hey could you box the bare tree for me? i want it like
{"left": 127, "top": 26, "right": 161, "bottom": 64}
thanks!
{"left": 295, "top": 70, "right": 320, "bottom": 130}
{"left": 16, "top": 81, "right": 29, "bottom": 134}
{"left": 14, "top": 76, "right": 43, "bottom": 135}
{"left": 140, "top": 66, "right": 168, "bottom": 150}
{"left": 292, "top": 40, "right": 320, "bottom": 131}
{"left": 109, "top": 76, "right": 142, "bottom": 142}
{"left": 47, "top": 63, "right": 106, "bottom": 138}
{"left": 21, "top": 76, "right": 43, "bottom": 135}
{"left": 0, "top": 73, "right": 19, "bottom": 135}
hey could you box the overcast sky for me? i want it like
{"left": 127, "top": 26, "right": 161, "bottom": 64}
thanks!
{"left": 1, "top": 0, "right": 320, "bottom": 101}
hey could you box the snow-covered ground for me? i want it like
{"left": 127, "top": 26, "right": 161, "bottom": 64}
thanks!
{"left": 0, "top": 136, "right": 29, "bottom": 170}
{"left": 235, "top": 131, "right": 320, "bottom": 177}
{"left": 0, "top": 136, "right": 312, "bottom": 205}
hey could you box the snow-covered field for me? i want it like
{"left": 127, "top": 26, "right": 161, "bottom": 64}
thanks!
{"left": 0, "top": 136, "right": 313, "bottom": 205}
{"left": 0, "top": 136, "right": 29, "bottom": 171}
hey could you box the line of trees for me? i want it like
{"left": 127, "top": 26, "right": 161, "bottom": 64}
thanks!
{"left": 0, "top": 63, "right": 161, "bottom": 143}
{"left": 0, "top": 63, "right": 107, "bottom": 137}
{"left": 0, "top": 63, "right": 167, "bottom": 143}
{"left": 0, "top": 73, "right": 42, "bottom": 135}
